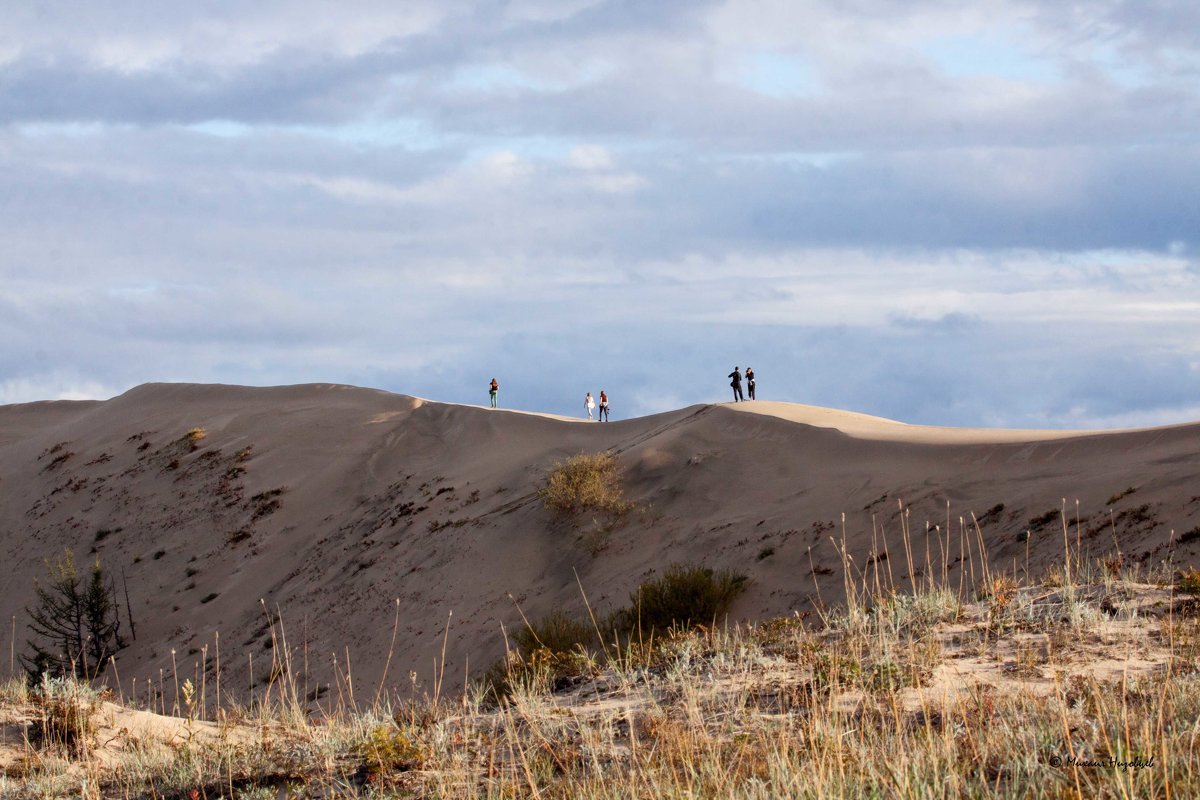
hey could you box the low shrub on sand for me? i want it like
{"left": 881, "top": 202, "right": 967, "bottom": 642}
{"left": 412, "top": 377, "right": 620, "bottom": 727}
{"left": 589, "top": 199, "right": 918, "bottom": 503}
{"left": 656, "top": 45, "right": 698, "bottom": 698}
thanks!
{"left": 28, "top": 675, "right": 102, "bottom": 759}
{"left": 539, "top": 452, "right": 632, "bottom": 517}
{"left": 622, "top": 563, "right": 748, "bottom": 636}
{"left": 486, "top": 564, "right": 749, "bottom": 700}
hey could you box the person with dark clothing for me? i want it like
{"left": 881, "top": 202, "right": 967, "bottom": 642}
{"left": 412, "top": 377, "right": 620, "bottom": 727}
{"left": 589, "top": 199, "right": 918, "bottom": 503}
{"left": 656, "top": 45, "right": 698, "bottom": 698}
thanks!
{"left": 746, "top": 367, "right": 756, "bottom": 400}
{"left": 598, "top": 390, "right": 610, "bottom": 421}
{"left": 489, "top": 378, "right": 499, "bottom": 408}
{"left": 728, "top": 367, "right": 743, "bottom": 402}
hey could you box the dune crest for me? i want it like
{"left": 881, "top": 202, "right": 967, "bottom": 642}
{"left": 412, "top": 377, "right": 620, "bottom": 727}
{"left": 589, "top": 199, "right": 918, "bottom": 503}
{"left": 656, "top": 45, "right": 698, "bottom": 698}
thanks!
{"left": 726, "top": 400, "right": 1150, "bottom": 444}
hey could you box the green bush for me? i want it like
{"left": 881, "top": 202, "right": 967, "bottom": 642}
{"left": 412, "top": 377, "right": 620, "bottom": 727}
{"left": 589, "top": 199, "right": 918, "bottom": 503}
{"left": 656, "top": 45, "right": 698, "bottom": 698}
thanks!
{"left": 355, "top": 723, "right": 424, "bottom": 777}
{"left": 484, "top": 564, "right": 747, "bottom": 703}
{"left": 513, "top": 609, "right": 598, "bottom": 658}
{"left": 540, "top": 453, "right": 632, "bottom": 517}
{"left": 624, "top": 564, "right": 748, "bottom": 636}
{"left": 1179, "top": 568, "right": 1200, "bottom": 596}
{"left": 484, "top": 610, "right": 601, "bottom": 702}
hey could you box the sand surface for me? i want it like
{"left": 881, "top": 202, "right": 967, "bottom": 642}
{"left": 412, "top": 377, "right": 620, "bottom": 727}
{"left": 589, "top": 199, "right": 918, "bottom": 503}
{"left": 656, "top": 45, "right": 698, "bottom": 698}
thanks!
{"left": 726, "top": 400, "right": 1148, "bottom": 443}
{"left": 0, "top": 383, "right": 1197, "bottom": 705}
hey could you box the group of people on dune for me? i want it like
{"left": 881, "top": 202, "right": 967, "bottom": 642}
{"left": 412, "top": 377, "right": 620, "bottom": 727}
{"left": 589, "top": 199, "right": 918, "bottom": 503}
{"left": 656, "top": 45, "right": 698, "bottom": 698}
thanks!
{"left": 583, "top": 391, "right": 610, "bottom": 421}
{"left": 488, "top": 379, "right": 610, "bottom": 420}
{"left": 486, "top": 368, "right": 756, "bottom": 419}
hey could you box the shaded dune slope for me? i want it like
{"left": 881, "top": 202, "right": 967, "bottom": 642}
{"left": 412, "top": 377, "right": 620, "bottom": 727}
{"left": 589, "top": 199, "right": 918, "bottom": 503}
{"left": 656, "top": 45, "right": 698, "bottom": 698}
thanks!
{"left": 1, "top": 382, "right": 1198, "bottom": 700}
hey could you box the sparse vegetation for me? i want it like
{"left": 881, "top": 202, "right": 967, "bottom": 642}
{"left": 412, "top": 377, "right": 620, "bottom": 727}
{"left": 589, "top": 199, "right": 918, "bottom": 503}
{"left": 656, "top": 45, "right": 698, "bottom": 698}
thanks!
{"left": 182, "top": 427, "right": 207, "bottom": 450}
{"left": 427, "top": 517, "right": 470, "bottom": 532}
{"left": 1179, "top": 568, "right": 1200, "bottom": 595}
{"left": 355, "top": 723, "right": 425, "bottom": 778}
{"left": 1107, "top": 486, "right": 1138, "bottom": 505}
{"left": 624, "top": 563, "right": 748, "bottom": 635}
{"left": 93, "top": 526, "right": 121, "bottom": 543}
{"left": 976, "top": 502, "right": 1005, "bottom": 524}
{"left": 26, "top": 674, "right": 103, "bottom": 759}
{"left": 250, "top": 486, "right": 286, "bottom": 520}
{"left": 226, "top": 528, "right": 251, "bottom": 544}
{"left": 512, "top": 609, "right": 598, "bottom": 659}
{"left": 2, "top": 552, "right": 1195, "bottom": 798}
{"left": 42, "top": 450, "right": 74, "bottom": 472}
{"left": 1027, "top": 508, "right": 1059, "bottom": 530}
{"left": 539, "top": 452, "right": 632, "bottom": 517}
{"left": 486, "top": 563, "right": 749, "bottom": 700}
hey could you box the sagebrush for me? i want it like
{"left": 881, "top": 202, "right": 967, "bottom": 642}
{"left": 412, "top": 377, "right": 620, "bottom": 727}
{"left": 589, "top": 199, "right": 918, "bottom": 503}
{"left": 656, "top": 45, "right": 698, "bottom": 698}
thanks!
{"left": 539, "top": 452, "right": 632, "bottom": 517}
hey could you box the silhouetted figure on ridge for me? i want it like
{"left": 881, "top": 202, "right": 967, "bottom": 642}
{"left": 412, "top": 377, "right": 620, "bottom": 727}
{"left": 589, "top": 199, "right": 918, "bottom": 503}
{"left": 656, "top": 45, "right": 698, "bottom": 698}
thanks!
{"left": 728, "top": 367, "right": 743, "bottom": 402}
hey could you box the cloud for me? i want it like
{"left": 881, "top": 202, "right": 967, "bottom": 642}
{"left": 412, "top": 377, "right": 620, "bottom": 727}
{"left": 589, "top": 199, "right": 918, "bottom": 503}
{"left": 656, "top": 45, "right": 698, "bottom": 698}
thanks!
{"left": 0, "top": 1, "right": 1198, "bottom": 428}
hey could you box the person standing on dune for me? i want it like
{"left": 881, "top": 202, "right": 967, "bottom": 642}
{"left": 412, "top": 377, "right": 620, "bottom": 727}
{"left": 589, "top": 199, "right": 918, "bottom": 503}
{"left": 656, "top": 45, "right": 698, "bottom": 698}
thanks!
{"left": 489, "top": 378, "right": 499, "bottom": 408}
{"left": 585, "top": 391, "right": 596, "bottom": 421}
{"left": 728, "top": 367, "right": 744, "bottom": 402}
{"left": 746, "top": 367, "right": 756, "bottom": 400}
{"left": 599, "top": 390, "right": 610, "bottom": 421}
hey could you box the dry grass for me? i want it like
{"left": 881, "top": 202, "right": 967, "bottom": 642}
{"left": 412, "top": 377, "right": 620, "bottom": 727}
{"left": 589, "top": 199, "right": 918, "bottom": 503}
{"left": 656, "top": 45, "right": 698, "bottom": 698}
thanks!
{"left": 0, "top": 546, "right": 1195, "bottom": 797}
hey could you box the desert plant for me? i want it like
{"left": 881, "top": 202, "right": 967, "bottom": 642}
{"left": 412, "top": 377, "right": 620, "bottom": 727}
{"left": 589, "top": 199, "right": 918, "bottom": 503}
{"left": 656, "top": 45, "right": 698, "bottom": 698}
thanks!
{"left": 1178, "top": 568, "right": 1200, "bottom": 596}
{"left": 1107, "top": 486, "right": 1138, "bottom": 505}
{"left": 623, "top": 564, "right": 748, "bottom": 636}
{"left": 513, "top": 609, "right": 598, "bottom": 658}
{"left": 22, "top": 551, "right": 125, "bottom": 680}
{"left": 539, "top": 452, "right": 632, "bottom": 517}
{"left": 486, "top": 566, "right": 749, "bottom": 702}
{"left": 27, "top": 674, "right": 102, "bottom": 758}
{"left": 483, "top": 609, "right": 603, "bottom": 701}
{"left": 355, "top": 722, "right": 424, "bottom": 777}
{"left": 182, "top": 427, "right": 207, "bottom": 450}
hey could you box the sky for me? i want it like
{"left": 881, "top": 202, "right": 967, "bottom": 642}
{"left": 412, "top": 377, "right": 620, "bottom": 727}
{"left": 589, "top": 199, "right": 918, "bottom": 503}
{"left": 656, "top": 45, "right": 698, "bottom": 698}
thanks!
{"left": 2, "top": 0, "right": 1199, "bottom": 427}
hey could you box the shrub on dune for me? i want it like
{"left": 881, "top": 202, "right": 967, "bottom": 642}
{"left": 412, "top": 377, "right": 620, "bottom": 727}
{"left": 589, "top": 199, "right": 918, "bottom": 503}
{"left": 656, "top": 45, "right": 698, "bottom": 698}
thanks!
{"left": 539, "top": 452, "right": 632, "bottom": 517}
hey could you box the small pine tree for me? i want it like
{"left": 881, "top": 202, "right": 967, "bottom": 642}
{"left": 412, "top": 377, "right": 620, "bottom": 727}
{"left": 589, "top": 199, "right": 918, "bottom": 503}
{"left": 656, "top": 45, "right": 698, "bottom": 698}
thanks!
{"left": 82, "top": 557, "right": 123, "bottom": 669}
{"left": 22, "top": 551, "right": 125, "bottom": 681}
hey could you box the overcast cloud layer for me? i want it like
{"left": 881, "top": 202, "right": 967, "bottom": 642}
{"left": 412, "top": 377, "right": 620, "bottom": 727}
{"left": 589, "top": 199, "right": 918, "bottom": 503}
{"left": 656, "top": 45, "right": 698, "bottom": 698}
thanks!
{"left": 2, "top": 0, "right": 1198, "bottom": 426}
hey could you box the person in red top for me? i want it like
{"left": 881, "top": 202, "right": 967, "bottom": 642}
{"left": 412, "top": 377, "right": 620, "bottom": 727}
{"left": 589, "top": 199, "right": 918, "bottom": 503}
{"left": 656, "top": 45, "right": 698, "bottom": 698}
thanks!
{"left": 598, "top": 390, "right": 610, "bottom": 421}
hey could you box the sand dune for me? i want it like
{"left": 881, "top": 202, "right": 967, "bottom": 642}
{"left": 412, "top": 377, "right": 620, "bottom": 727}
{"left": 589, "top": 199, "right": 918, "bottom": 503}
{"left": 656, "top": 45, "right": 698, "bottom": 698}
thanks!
{"left": 1, "top": 383, "right": 1197, "bottom": 703}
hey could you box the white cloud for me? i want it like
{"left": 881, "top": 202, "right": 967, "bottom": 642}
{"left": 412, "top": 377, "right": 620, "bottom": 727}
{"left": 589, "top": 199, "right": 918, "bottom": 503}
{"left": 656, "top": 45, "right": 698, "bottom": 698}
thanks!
{"left": 1, "top": 1, "right": 1198, "bottom": 427}
{"left": 567, "top": 144, "right": 615, "bottom": 170}
{"left": 0, "top": 376, "right": 116, "bottom": 405}
{"left": 0, "top": 2, "right": 449, "bottom": 68}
